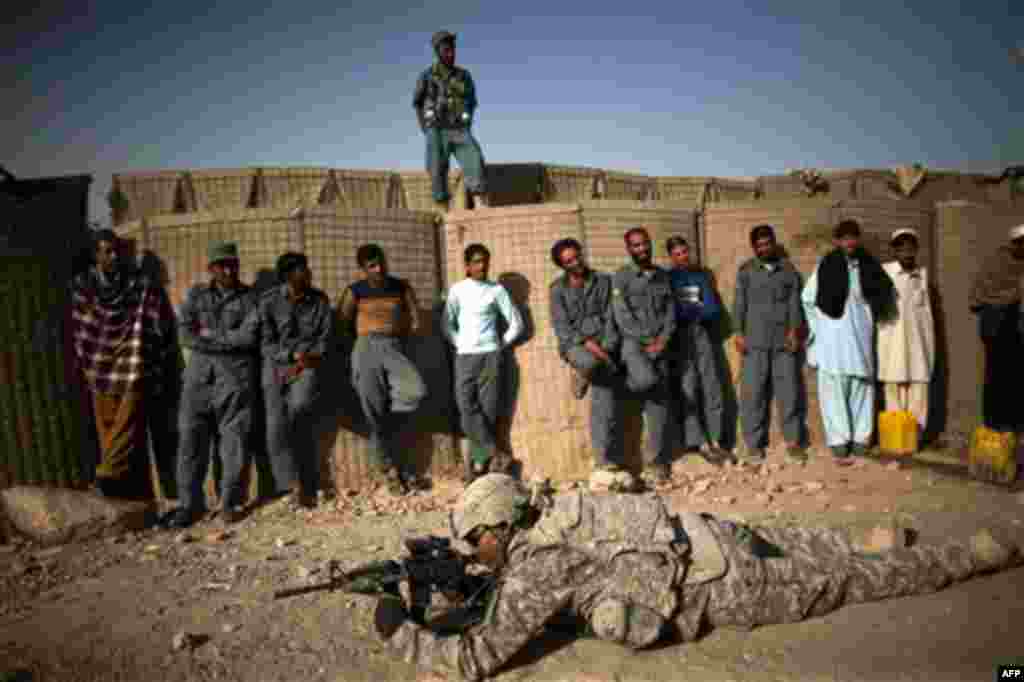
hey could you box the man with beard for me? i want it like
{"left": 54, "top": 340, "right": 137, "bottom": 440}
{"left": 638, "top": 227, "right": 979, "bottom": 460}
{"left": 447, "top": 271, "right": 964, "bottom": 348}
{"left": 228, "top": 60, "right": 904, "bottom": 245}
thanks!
{"left": 366, "top": 473, "right": 1019, "bottom": 681}
{"left": 337, "top": 244, "right": 428, "bottom": 496}
{"left": 443, "top": 244, "right": 523, "bottom": 483}
{"left": 665, "top": 236, "right": 730, "bottom": 463}
{"left": 413, "top": 31, "right": 489, "bottom": 210}
{"left": 969, "top": 224, "right": 1024, "bottom": 433}
{"left": 802, "top": 220, "right": 895, "bottom": 461}
{"left": 70, "top": 229, "right": 177, "bottom": 499}
{"left": 609, "top": 227, "right": 677, "bottom": 484}
{"left": 733, "top": 224, "right": 808, "bottom": 463}
{"left": 166, "top": 241, "right": 260, "bottom": 528}
{"left": 548, "top": 238, "right": 631, "bottom": 491}
{"left": 258, "top": 252, "right": 333, "bottom": 509}
{"left": 876, "top": 229, "right": 935, "bottom": 440}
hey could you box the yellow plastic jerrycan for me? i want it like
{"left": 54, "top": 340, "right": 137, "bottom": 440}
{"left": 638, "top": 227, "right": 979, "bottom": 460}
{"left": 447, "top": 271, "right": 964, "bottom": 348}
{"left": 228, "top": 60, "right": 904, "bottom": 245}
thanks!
{"left": 968, "top": 426, "right": 1018, "bottom": 485}
{"left": 878, "top": 410, "right": 918, "bottom": 456}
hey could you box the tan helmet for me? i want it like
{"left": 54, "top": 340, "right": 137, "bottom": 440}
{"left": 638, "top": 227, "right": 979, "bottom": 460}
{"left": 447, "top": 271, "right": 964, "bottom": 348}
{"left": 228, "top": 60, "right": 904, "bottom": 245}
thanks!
{"left": 449, "top": 473, "right": 528, "bottom": 541}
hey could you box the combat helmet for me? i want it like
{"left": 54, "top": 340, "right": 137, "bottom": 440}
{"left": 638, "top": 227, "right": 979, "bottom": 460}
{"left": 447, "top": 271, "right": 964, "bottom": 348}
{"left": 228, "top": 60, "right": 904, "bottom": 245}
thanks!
{"left": 431, "top": 30, "right": 456, "bottom": 51}
{"left": 449, "top": 474, "right": 529, "bottom": 542}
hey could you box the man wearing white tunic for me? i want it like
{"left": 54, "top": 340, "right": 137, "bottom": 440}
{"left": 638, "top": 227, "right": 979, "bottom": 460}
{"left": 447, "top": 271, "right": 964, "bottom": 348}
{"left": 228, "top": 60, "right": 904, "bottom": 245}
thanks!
{"left": 876, "top": 229, "right": 934, "bottom": 436}
{"left": 802, "top": 220, "right": 895, "bottom": 460}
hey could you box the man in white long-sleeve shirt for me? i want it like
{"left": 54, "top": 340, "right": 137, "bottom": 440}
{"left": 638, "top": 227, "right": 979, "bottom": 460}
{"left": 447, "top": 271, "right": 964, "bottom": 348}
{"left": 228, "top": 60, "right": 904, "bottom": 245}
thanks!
{"left": 444, "top": 243, "right": 524, "bottom": 482}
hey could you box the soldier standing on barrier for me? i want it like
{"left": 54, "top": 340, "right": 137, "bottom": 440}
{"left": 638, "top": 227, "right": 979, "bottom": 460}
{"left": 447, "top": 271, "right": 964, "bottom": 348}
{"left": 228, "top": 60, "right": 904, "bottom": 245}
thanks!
{"left": 413, "top": 30, "right": 490, "bottom": 211}
{"left": 665, "top": 235, "right": 731, "bottom": 464}
{"left": 733, "top": 224, "right": 808, "bottom": 464}
{"left": 166, "top": 241, "right": 259, "bottom": 528}
{"left": 443, "top": 244, "right": 523, "bottom": 484}
{"left": 258, "top": 252, "right": 333, "bottom": 509}
{"left": 609, "top": 227, "right": 677, "bottom": 485}
{"left": 365, "top": 473, "right": 1020, "bottom": 680}
{"left": 548, "top": 238, "right": 633, "bottom": 492}
{"left": 337, "top": 244, "right": 428, "bottom": 496}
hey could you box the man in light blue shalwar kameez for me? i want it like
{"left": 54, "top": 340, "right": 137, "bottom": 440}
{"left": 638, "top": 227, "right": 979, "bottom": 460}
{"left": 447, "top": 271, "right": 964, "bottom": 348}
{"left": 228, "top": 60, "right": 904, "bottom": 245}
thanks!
{"left": 802, "top": 219, "right": 894, "bottom": 460}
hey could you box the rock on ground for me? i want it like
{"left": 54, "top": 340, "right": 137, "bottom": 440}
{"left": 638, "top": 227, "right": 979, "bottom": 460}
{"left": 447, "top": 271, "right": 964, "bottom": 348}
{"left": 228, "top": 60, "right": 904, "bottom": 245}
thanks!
{"left": 0, "top": 486, "right": 151, "bottom": 546}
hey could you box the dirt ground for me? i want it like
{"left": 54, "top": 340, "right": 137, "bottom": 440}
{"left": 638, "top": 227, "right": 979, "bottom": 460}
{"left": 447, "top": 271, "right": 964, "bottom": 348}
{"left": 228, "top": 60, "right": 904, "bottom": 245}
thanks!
{"left": 2, "top": 443, "right": 1024, "bottom": 682}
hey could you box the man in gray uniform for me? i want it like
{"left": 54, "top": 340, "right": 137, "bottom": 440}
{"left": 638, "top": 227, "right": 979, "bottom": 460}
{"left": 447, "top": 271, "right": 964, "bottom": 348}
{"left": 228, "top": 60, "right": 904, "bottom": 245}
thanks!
{"left": 733, "top": 224, "right": 808, "bottom": 462}
{"left": 369, "top": 474, "right": 1019, "bottom": 680}
{"left": 258, "top": 252, "right": 333, "bottom": 509}
{"left": 337, "top": 244, "right": 428, "bottom": 496}
{"left": 166, "top": 242, "right": 259, "bottom": 528}
{"left": 610, "top": 227, "right": 677, "bottom": 483}
{"left": 548, "top": 238, "right": 626, "bottom": 487}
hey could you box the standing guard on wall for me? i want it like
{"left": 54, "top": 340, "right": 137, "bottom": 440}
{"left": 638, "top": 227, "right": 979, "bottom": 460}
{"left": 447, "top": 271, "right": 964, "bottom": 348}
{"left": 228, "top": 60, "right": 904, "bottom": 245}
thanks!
{"left": 802, "top": 220, "right": 895, "bottom": 461}
{"left": 968, "top": 224, "right": 1024, "bottom": 433}
{"left": 165, "top": 241, "right": 260, "bottom": 529}
{"left": 337, "top": 244, "right": 428, "bottom": 496}
{"left": 733, "top": 224, "right": 808, "bottom": 464}
{"left": 548, "top": 238, "right": 632, "bottom": 491}
{"left": 413, "top": 31, "right": 489, "bottom": 210}
{"left": 257, "top": 253, "right": 333, "bottom": 509}
{"left": 70, "top": 229, "right": 177, "bottom": 500}
{"left": 665, "top": 236, "right": 730, "bottom": 464}
{"left": 443, "top": 244, "right": 523, "bottom": 484}
{"left": 609, "top": 227, "right": 677, "bottom": 485}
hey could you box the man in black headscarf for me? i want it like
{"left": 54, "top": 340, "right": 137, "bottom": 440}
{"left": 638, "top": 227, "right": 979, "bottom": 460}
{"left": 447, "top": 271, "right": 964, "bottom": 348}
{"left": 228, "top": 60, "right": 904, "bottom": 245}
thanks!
{"left": 802, "top": 220, "right": 894, "bottom": 460}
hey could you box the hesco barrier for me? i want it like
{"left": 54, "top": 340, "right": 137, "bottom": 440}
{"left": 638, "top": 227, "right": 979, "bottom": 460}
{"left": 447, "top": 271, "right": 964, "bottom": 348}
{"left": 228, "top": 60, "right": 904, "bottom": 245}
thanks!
{"left": 933, "top": 201, "right": 1024, "bottom": 435}
{"left": 117, "top": 206, "right": 455, "bottom": 493}
{"left": 0, "top": 174, "right": 94, "bottom": 489}
{"left": 441, "top": 203, "right": 698, "bottom": 481}
{"left": 702, "top": 199, "right": 936, "bottom": 452}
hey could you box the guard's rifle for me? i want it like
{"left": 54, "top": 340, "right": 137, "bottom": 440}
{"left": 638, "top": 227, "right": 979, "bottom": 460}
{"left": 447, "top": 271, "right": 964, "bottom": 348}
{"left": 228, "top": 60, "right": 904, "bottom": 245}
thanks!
{"left": 273, "top": 535, "right": 492, "bottom": 626}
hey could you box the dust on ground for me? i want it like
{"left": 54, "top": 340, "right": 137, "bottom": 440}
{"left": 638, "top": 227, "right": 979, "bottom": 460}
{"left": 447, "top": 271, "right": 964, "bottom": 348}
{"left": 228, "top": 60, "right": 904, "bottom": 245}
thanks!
{"left": 2, "top": 443, "right": 1023, "bottom": 682}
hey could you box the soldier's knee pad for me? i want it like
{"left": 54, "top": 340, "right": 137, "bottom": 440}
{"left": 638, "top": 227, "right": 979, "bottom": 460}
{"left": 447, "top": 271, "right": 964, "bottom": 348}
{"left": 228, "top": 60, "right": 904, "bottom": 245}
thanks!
{"left": 590, "top": 598, "right": 665, "bottom": 649}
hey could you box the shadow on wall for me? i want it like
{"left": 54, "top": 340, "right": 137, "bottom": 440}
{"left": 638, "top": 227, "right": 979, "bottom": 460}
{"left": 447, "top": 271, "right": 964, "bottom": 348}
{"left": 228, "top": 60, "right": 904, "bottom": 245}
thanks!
{"left": 925, "top": 283, "right": 949, "bottom": 444}
{"left": 496, "top": 272, "right": 531, "bottom": 475}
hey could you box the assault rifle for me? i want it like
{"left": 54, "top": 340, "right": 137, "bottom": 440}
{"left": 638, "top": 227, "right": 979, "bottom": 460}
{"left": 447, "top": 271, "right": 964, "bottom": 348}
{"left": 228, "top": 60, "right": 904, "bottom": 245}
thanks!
{"left": 273, "top": 535, "right": 492, "bottom": 626}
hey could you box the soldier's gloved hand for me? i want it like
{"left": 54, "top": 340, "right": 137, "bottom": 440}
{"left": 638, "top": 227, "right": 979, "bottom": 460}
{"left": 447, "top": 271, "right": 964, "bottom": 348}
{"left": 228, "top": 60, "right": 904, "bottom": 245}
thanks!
{"left": 374, "top": 596, "right": 409, "bottom": 640}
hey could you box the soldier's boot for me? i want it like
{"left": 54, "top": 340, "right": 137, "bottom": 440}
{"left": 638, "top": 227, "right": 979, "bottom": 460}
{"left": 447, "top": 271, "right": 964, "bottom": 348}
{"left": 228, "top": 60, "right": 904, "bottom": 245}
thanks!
{"left": 970, "top": 528, "right": 1018, "bottom": 572}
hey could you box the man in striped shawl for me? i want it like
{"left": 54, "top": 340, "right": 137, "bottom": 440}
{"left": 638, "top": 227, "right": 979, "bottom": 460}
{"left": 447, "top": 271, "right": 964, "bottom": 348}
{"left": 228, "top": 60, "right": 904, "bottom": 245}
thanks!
{"left": 70, "top": 229, "right": 177, "bottom": 499}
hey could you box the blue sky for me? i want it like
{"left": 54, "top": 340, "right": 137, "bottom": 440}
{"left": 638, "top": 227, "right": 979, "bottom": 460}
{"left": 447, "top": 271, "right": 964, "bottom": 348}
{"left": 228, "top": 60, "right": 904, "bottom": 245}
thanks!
{"left": 5, "top": 0, "right": 1021, "bottom": 225}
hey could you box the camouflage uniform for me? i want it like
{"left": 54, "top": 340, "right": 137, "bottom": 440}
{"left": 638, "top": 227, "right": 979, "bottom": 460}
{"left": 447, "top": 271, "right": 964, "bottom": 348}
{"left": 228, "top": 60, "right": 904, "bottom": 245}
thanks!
{"left": 380, "top": 486, "right": 1010, "bottom": 680}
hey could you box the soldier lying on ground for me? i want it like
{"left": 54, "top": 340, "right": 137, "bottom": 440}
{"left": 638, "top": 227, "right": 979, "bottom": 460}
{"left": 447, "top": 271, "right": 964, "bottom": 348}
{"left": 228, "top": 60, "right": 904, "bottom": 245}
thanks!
{"left": 368, "top": 474, "right": 1020, "bottom": 680}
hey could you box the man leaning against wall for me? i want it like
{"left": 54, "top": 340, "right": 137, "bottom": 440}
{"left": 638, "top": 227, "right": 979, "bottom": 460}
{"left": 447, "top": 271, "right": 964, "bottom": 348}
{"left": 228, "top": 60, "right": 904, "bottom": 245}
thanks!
{"left": 257, "top": 253, "right": 333, "bottom": 510}
{"left": 733, "top": 224, "right": 808, "bottom": 464}
{"left": 164, "top": 241, "right": 260, "bottom": 529}
{"left": 609, "top": 227, "right": 677, "bottom": 485}
{"left": 337, "top": 244, "right": 428, "bottom": 497}
{"left": 548, "top": 238, "right": 632, "bottom": 491}
{"left": 969, "top": 225, "right": 1024, "bottom": 434}
{"left": 70, "top": 229, "right": 177, "bottom": 500}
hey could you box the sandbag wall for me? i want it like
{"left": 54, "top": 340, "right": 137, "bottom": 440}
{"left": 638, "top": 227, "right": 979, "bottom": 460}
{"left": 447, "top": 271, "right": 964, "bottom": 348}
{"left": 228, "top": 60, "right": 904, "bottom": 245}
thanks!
{"left": 702, "top": 199, "right": 936, "bottom": 451}
{"left": 116, "top": 206, "right": 457, "bottom": 493}
{"left": 441, "top": 202, "right": 698, "bottom": 482}
{"left": 0, "top": 174, "right": 95, "bottom": 489}
{"left": 933, "top": 201, "right": 1024, "bottom": 435}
